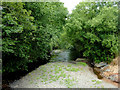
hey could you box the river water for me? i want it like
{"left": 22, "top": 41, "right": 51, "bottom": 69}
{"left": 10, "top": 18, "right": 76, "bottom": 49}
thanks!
{"left": 50, "top": 49, "right": 78, "bottom": 62}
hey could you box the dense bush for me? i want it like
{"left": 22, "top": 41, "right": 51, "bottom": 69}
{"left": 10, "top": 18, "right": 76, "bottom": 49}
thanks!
{"left": 2, "top": 2, "right": 68, "bottom": 73}
{"left": 2, "top": 2, "right": 36, "bottom": 72}
{"left": 2, "top": 1, "right": 118, "bottom": 74}
{"left": 24, "top": 2, "right": 68, "bottom": 50}
{"left": 63, "top": 2, "right": 118, "bottom": 63}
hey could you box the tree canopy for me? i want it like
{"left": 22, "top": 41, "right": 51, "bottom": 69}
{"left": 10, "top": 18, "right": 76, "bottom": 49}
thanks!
{"left": 2, "top": 2, "right": 68, "bottom": 73}
{"left": 63, "top": 2, "right": 118, "bottom": 63}
{"left": 2, "top": 1, "right": 119, "bottom": 74}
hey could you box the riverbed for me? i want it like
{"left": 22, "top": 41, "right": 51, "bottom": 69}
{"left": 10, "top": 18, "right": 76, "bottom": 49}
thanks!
{"left": 10, "top": 50, "right": 118, "bottom": 88}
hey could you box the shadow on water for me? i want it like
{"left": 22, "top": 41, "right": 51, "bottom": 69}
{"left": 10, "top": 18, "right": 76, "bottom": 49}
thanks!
{"left": 69, "top": 49, "right": 81, "bottom": 61}
{"left": 50, "top": 49, "right": 83, "bottom": 62}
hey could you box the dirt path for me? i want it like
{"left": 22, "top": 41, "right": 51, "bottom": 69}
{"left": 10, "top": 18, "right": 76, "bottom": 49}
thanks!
{"left": 10, "top": 62, "right": 117, "bottom": 88}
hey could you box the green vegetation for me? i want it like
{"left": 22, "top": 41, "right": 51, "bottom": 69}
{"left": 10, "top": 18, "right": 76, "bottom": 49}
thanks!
{"left": 30, "top": 63, "right": 78, "bottom": 88}
{"left": 67, "top": 64, "right": 72, "bottom": 67}
{"left": 92, "top": 80, "right": 102, "bottom": 85}
{"left": 62, "top": 2, "right": 118, "bottom": 63}
{"left": 92, "top": 80, "right": 96, "bottom": 82}
{"left": 2, "top": 2, "right": 68, "bottom": 73}
{"left": 64, "top": 78, "right": 75, "bottom": 88}
{"left": 76, "top": 62, "right": 87, "bottom": 66}
{"left": 2, "top": 1, "right": 118, "bottom": 80}
{"left": 95, "top": 81, "right": 102, "bottom": 84}
{"left": 65, "top": 67, "right": 80, "bottom": 72}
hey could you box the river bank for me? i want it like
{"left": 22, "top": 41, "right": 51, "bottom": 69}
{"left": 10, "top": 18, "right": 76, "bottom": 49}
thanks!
{"left": 10, "top": 62, "right": 117, "bottom": 88}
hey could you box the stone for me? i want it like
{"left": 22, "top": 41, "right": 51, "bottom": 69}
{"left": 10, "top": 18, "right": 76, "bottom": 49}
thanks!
{"left": 69, "top": 61, "right": 76, "bottom": 64}
{"left": 75, "top": 58, "right": 87, "bottom": 62}
{"left": 102, "top": 71, "right": 113, "bottom": 78}
{"left": 102, "top": 72, "right": 120, "bottom": 82}
{"left": 51, "top": 50, "right": 62, "bottom": 55}
{"left": 104, "top": 69, "right": 111, "bottom": 72}
{"left": 96, "top": 57, "right": 120, "bottom": 83}
{"left": 101, "top": 65, "right": 110, "bottom": 71}
{"left": 93, "top": 67, "right": 103, "bottom": 79}
{"left": 109, "top": 74, "right": 118, "bottom": 83}
{"left": 110, "top": 57, "right": 119, "bottom": 66}
{"left": 95, "top": 62, "right": 107, "bottom": 68}
{"left": 93, "top": 68, "right": 101, "bottom": 74}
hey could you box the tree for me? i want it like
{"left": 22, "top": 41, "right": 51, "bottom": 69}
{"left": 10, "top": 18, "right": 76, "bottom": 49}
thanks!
{"left": 63, "top": 2, "right": 118, "bottom": 63}
{"left": 2, "top": 2, "right": 36, "bottom": 72}
{"left": 25, "top": 2, "right": 68, "bottom": 50}
{"left": 2, "top": 2, "right": 68, "bottom": 73}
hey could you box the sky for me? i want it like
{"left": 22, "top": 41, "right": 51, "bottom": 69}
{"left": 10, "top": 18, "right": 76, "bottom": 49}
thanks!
{"left": 60, "top": 0, "right": 82, "bottom": 13}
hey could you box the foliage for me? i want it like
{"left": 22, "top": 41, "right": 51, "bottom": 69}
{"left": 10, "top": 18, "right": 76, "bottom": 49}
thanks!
{"left": 2, "top": 2, "right": 68, "bottom": 73}
{"left": 63, "top": 2, "right": 118, "bottom": 63}
{"left": 25, "top": 2, "right": 68, "bottom": 50}
{"left": 76, "top": 62, "right": 87, "bottom": 66}
{"left": 2, "top": 2, "right": 36, "bottom": 72}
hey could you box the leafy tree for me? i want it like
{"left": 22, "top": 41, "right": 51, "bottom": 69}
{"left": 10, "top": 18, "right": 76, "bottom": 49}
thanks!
{"left": 63, "top": 2, "right": 118, "bottom": 63}
{"left": 25, "top": 2, "right": 68, "bottom": 50}
{"left": 2, "top": 2, "right": 68, "bottom": 73}
{"left": 2, "top": 2, "right": 37, "bottom": 72}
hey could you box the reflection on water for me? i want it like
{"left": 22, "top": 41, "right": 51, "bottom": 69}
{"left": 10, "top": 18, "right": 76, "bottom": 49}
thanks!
{"left": 50, "top": 49, "right": 80, "bottom": 62}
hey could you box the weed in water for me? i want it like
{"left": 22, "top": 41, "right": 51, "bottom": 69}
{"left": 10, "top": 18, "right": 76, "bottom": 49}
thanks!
{"left": 50, "top": 66, "right": 53, "bottom": 68}
{"left": 36, "top": 77, "right": 40, "bottom": 79}
{"left": 52, "top": 78, "right": 57, "bottom": 81}
{"left": 67, "top": 86, "right": 71, "bottom": 88}
{"left": 67, "top": 64, "right": 72, "bottom": 67}
{"left": 28, "top": 73, "right": 31, "bottom": 75}
{"left": 44, "top": 78, "right": 48, "bottom": 82}
{"left": 60, "top": 80, "right": 64, "bottom": 84}
{"left": 55, "top": 70, "right": 59, "bottom": 74}
{"left": 97, "top": 86, "right": 100, "bottom": 88}
{"left": 66, "top": 67, "right": 79, "bottom": 72}
{"left": 76, "top": 62, "right": 87, "bottom": 66}
{"left": 67, "top": 74, "right": 71, "bottom": 78}
{"left": 64, "top": 67, "right": 67, "bottom": 70}
{"left": 35, "top": 82, "right": 38, "bottom": 84}
{"left": 80, "top": 68, "right": 83, "bottom": 71}
{"left": 65, "top": 78, "right": 74, "bottom": 88}
{"left": 95, "top": 81, "right": 102, "bottom": 84}
{"left": 63, "top": 73, "right": 66, "bottom": 78}
{"left": 101, "top": 85, "right": 104, "bottom": 88}
{"left": 56, "top": 75, "right": 60, "bottom": 80}
{"left": 55, "top": 65, "right": 58, "bottom": 68}
{"left": 30, "top": 81, "right": 33, "bottom": 84}
{"left": 60, "top": 71, "right": 64, "bottom": 75}
{"left": 42, "top": 74, "right": 46, "bottom": 77}
{"left": 50, "top": 70, "right": 53, "bottom": 72}
{"left": 48, "top": 71, "right": 50, "bottom": 74}
{"left": 45, "top": 82, "right": 47, "bottom": 84}
{"left": 49, "top": 81, "right": 52, "bottom": 83}
{"left": 92, "top": 80, "right": 96, "bottom": 82}
{"left": 50, "top": 74, "right": 54, "bottom": 79}
{"left": 58, "top": 67, "right": 62, "bottom": 71}
{"left": 60, "top": 72, "right": 66, "bottom": 78}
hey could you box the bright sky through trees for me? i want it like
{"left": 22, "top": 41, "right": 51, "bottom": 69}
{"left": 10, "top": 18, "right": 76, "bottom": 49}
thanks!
{"left": 60, "top": 0, "right": 82, "bottom": 13}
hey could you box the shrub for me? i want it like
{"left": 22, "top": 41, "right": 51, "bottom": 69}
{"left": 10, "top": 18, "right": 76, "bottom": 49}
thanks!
{"left": 63, "top": 2, "right": 118, "bottom": 63}
{"left": 2, "top": 2, "right": 68, "bottom": 73}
